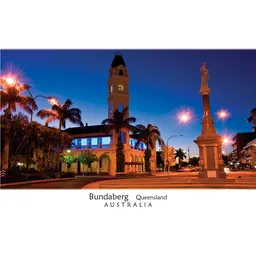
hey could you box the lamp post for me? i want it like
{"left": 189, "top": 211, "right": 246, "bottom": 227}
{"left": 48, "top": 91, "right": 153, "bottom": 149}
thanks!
{"left": 27, "top": 90, "right": 57, "bottom": 122}
{"left": 166, "top": 134, "right": 183, "bottom": 172}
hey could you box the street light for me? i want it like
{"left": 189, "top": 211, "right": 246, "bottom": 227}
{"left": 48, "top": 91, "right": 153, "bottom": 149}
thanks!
{"left": 27, "top": 90, "right": 58, "bottom": 122}
{"left": 177, "top": 109, "right": 229, "bottom": 124}
{"left": 166, "top": 134, "right": 183, "bottom": 172}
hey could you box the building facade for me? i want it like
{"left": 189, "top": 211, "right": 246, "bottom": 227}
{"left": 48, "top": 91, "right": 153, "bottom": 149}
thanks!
{"left": 240, "top": 139, "right": 256, "bottom": 169}
{"left": 62, "top": 55, "right": 154, "bottom": 176}
{"left": 231, "top": 132, "right": 256, "bottom": 162}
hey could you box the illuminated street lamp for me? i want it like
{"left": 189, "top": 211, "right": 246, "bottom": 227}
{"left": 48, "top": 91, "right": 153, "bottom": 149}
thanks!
{"left": 222, "top": 136, "right": 232, "bottom": 145}
{"left": 48, "top": 98, "right": 59, "bottom": 106}
{"left": 5, "top": 77, "right": 15, "bottom": 85}
{"left": 216, "top": 109, "right": 230, "bottom": 120}
{"left": 178, "top": 109, "right": 229, "bottom": 124}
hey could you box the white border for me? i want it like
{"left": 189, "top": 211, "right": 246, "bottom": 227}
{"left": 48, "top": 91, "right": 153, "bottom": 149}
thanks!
{"left": 1, "top": 1, "right": 256, "bottom": 256}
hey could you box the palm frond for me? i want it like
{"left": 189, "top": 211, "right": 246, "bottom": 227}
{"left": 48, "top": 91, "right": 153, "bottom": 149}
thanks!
{"left": 0, "top": 91, "right": 8, "bottom": 109}
{"left": 52, "top": 104, "right": 62, "bottom": 113}
{"left": 68, "top": 108, "right": 82, "bottom": 115}
{"left": 37, "top": 109, "right": 58, "bottom": 119}
{"left": 123, "top": 117, "right": 136, "bottom": 124}
{"left": 17, "top": 83, "right": 31, "bottom": 93}
{"left": 101, "top": 118, "right": 116, "bottom": 125}
{"left": 45, "top": 115, "right": 59, "bottom": 126}
{"left": 63, "top": 99, "right": 73, "bottom": 109}
{"left": 136, "top": 124, "right": 146, "bottom": 130}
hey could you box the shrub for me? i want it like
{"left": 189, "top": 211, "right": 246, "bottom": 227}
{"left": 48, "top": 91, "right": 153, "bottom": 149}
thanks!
{"left": 6, "top": 167, "right": 22, "bottom": 176}
{"left": 26, "top": 173, "right": 45, "bottom": 181}
{"left": 22, "top": 168, "right": 39, "bottom": 174}
{"left": 1, "top": 174, "right": 28, "bottom": 184}
{"left": 60, "top": 172, "right": 75, "bottom": 178}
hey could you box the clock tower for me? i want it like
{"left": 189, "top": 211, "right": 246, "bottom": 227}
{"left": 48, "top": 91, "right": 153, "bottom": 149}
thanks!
{"left": 107, "top": 54, "right": 130, "bottom": 119}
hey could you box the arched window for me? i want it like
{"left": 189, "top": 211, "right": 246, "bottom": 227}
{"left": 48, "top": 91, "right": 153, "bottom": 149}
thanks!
{"left": 119, "top": 69, "right": 123, "bottom": 76}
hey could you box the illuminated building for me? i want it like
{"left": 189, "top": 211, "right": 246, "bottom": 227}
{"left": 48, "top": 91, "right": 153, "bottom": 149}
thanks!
{"left": 62, "top": 55, "right": 151, "bottom": 176}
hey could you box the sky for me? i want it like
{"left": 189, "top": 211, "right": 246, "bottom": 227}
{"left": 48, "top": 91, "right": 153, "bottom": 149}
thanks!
{"left": 1, "top": 50, "right": 256, "bottom": 156}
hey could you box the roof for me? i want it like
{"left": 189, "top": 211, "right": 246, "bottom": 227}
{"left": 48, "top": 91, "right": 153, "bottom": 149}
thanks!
{"left": 232, "top": 132, "right": 256, "bottom": 141}
{"left": 65, "top": 124, "right": 146, "bottom": 141}
{"left": 232, "top": 132, "right": 256, "bottom": 149}
{"left": 65, "top": 125, "right": 109, "bottom": 135}
{"left": 111, "top": 54, "right": 126, "bottom": 68}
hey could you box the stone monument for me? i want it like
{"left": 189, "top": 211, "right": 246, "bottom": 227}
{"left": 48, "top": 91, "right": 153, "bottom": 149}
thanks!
{"left": 194, "top": 62, "right": 226, "bottom": 178}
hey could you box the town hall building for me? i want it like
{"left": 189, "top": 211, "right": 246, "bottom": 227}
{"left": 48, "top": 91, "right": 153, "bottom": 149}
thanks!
{"left": 62, "top": 55, "right": 156, "bottom": 176}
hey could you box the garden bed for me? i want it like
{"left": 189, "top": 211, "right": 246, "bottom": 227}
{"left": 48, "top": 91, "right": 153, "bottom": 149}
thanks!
{"left": 1, "top": 168, "right": 75, "bottom": 184}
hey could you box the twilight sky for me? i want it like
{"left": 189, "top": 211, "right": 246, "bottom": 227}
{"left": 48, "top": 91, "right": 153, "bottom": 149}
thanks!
{"left": 1, "top": 50, "right": 256, "bottom": 155}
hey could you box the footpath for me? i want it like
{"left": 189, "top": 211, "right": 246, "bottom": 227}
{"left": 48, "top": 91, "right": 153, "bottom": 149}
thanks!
{"left": 84, "top": 172, "right": 256, "bottom": 189}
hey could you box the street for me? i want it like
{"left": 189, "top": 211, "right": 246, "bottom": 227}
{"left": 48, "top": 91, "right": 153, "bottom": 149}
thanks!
{"left": 1, "top": 176, "right": 117, "bottom": 189}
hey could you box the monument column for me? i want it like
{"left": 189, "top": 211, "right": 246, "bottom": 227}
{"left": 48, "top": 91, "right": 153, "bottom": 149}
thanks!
{"left": 194, "top": 63, "right": 226, "bottom": 178}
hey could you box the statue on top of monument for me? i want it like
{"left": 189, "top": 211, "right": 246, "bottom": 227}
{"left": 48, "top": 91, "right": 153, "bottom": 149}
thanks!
{"left": 200, "top": 62, "right": 209, "bottom": 85}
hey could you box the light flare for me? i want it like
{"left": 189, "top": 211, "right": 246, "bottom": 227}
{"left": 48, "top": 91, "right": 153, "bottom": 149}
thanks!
{"left": 216, "top": 109, "right": 230, "bottom": 120}
{"left": 48, "top": 97, "right": 59, "bottom": 106}
{"left": 177, "top": 108, "right": 194, "bottom": 124}
{"left": 222, "top": 136, "right": 231, "bottom": 145}
{"left": 6, "top": 77, "right": 15, "bottom": 85}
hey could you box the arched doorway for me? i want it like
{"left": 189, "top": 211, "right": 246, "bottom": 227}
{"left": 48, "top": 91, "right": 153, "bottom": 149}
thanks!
{"left": 138, "top": 156, "right": 142, "bottom": 172}
{"left": 134, "top": 156, "right": 138, "bottom": 172}
{"left": 99, "top": 153, "right": 110, "bottom": 174}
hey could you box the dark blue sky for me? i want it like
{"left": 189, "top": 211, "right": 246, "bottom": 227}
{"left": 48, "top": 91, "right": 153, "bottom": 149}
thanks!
{"left": 1, "top": 50, "right": 256, "bottom": 155}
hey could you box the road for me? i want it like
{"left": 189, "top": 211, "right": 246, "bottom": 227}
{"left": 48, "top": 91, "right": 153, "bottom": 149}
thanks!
{"left": 1, "top": 176, "right": 117, "bottom": 189}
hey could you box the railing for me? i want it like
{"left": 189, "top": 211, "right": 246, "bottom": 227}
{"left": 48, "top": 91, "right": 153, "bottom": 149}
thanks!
{"left": 72, "top": 144, "right": 111, "bottom": 150}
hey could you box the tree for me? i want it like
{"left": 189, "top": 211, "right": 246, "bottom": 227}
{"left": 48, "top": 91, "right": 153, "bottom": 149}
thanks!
{"left": 37, "top": 99, "right": 83, "bottom": 130}
{"left": 174, "top": 148, "right": 187, "bottom": 168}
{"left": 133, "top": 124, "right": 164, "bottom": 174}
{"left": 247, "top": 108, "right": 256, "bottom": 132}
{"left": 160, "top": 145, "right": 175, "bottom": 171}
{"left": 0, "top": 75, "right": 37, "bottom": 171}
{"left": 78, "top": 150, "right": 98, "bottom": 174}
{"left": 1, "top": 113, "right": 72, "bottom": 171}
{"left": 189, "top": 156, "right": 199, "bottom": 166}
{"left": 222, "top": 154, "right": 229, "bottom": 165}
{"left": 101, "top": 107, "right": 136, "bottom": 173}
{"left": 62, "top": 153, "right": 77, "bottom": 172}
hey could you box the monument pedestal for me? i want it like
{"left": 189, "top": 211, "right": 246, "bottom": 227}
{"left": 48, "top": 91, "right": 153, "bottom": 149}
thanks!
{"left": 195, "top": 134, "right": 226, "bottom": 179}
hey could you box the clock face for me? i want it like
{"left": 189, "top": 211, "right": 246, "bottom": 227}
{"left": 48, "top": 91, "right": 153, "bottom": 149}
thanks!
{"left": 117, "top": 84, "right": 124, "bottom": 91}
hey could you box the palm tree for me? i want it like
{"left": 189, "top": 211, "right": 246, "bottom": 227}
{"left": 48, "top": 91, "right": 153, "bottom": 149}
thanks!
{"left": 174, "top": 148, "right": 187, "bottom": 168}
{"left": 247, "top": 108, "right": 256, "bottom": 132}
{"left": 0, "top": 76, "right": 37, "bottom": 171}
{"left": 133, "top": 124, "right": 164, "bottom": 173}
{"left": 36, "top": 99, "right": 83, "bottom": 130}
{"left": 101, "top": 107, "right": 136, "bottom": 172}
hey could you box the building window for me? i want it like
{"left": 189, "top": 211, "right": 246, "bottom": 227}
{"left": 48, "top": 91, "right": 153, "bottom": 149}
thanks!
{"left": 118, "top": 104, "right": 124, "bottom": 112}
{"left": 102, "top": 137, "right": 111, "bottom": 145}
{"left": 120, "top": 131, "right": 126, "bottom": 144}
{"left": 87, "top": 138, "right": 92, "bottom": 148}
{"left": 119, "top": 69, "right": 123, "bottom": 76}
{"left": 98, "top": 137, "right": 102, "bottom": 148}
{"left": 72, "top": 136, "right": 111, "bottom": 149}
